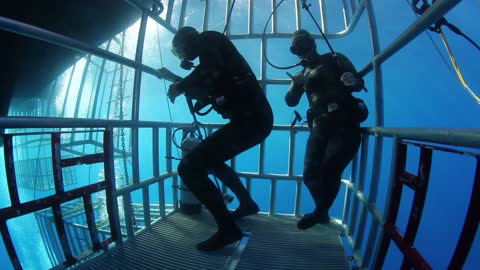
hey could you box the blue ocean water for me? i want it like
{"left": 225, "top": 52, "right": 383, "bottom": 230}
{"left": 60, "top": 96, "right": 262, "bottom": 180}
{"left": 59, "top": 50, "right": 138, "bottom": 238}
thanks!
{"left": 1, "top": 1, "right": 480, "bottom": 269}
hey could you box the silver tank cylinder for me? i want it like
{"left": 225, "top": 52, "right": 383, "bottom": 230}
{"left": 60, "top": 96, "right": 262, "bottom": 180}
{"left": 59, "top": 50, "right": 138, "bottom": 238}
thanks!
{"left": 179, "top": 136, "right": 202, "bottom": 214}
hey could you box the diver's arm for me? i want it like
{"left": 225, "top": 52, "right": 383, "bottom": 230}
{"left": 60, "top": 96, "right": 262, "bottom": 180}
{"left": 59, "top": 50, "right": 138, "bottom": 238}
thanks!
{"left": 285, "top": 71, "right": 305, "bottom": 107}
{"left": 175, "top": 68, "right": 206, "bottom": 98}
{"left": 176, "top": 46, "right": 223, "bottom": 97}
{"left": 285, "top": 83, "right": 304, "bottom": 107}
{"left": 335, "top": 53, "right": 364, "bottom": 92}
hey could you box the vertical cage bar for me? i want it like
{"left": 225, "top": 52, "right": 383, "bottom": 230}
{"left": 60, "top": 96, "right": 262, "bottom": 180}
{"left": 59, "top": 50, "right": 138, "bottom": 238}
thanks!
{"left": 52, "top": 204, "right": 76, "bottom": 265}
{"left": 45, "top": 78, "right": 57, "bottom": 116}
{"left": 225, "top": 0, "right": 232, "bottom": 35}
{"left": 362, "top": 7, "right": 385, "bottom": 265}
{"left": 51, "top": 133, "right": 65, "bottom": 193}
{"left": 373, "top": 142, "right": 407, "bottom": 270}
{"left": 257, "top": 37, "right": 266, "bottom": 175}
{"left": 366, "top": 0, "right": 384, "bottom": 128}
{"left": 106, "top": 64, "right": 118, "bottom": 120}
{"left": 342, "top": 133, "right": 361, "bottom": 223}
{"left": 166, "top": 0, "right": 174, "bottom": 24}
{"left": 248, "top": 0, "right": 253, "bottom": 34}
{"left": 288, "top": 131, "right": 296, "bottom": 176}
{"left": 294, "top": 180, "right": 302, "bottom": 217}
{"left": 295, "top": 0, "right": 301, "bottom": 29}
{"left": 90, "top": 41, "right": 111, "bottom": 119}
{"left": 132, "top": 127, "right": 140, "bottom": 185}
{"left": 73, "top": 55, "right": 92, "bottom": 118}
{"left": 97, "top": 72, "right": 109, "bottom": 120}
{"left": 448, "top": 156, "right": 480, "bottom": 269}
{"left": 46, "top": 215, "right": 63, "bottom": 264}
{"left": 272, "top": 0, "right": 277, "bottom": 33}
{"left": 352, "top": 195, "right": 369, "bottom": 253}
{"left": 83, "top": 194, "right": 101, "bottom": 250}
{"left": 159, "top": 179, "right": 166, "bottom": 219}
{"left": 132, "top": 13, "right": 148, "bottom": 123}
{"left": 350, "top": 0, "right": 358, "bottom": 12}
{"left": 319, "top": 0, "right": 328, "bottom": 34}
{"left": 71, "top": 55, "right": 92, "bottom": 143}
{"left": 2, "top": 134, "right": 20, "bottom": 206}
{"left": 36, "top": 214, "right": 56, "bottom": 265}
{"left": 259, "top": 141, "right": 266, "bottom": 175}
{"left": 69, "top": 216, "right": 81, "bottom": 255}
{"left": 202, "top": 0, "right": 210, "bottom": 31}
{"left": 400, "top": 146, "right": 432, "bottom": 269}
{"left": 0, "top": 221, "right": 22, "bottom": 270}
{"left": 123, "top": 193, "right": 134, "bottom": 238}
{"left": 153, "top": 128, "right": 159, "bottom": 177}
{"left": 342, "top": 0, "right": 351, "bottom": 28}
{"left": 269, "top": 179, "right": 277, "bottom": 215}
{"left": 103, "top": 128, "right": 122, "bottom": 244}
{"left": 131, "top": 13, "right": 148, "bottom": 186}
{"left": 353, "top": 138, "right": 373, "bottom": 254}
{"left": 173, "top": 175, "right": 179, "bottom": 210}
{"left": 349, "top": 133, "right": 369, "bottom": 237}
{"left": 61, "top": 64, "right": 77, "bottom": 117}
{"left": 362, "top": 211, "right": 381, "bottom": 268}
{"left": 246, "top": 178, "right": 251, "bottom": 193}
{"left": 166, "top": 127, "right": 172, "bottom": 173}
{"left": 178, "top": 0, "right": 188, "bottom": 28}
{"left": 143, "top": 186, "right": 152, "bottom": 229}
{"left": 369, "top": 137, "right": 399, "bottom": 268}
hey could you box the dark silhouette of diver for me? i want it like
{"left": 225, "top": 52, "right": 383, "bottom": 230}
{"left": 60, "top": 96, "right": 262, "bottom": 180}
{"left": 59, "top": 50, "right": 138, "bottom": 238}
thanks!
{"left": 286, "top": 29, "right": 368, "bottom": 230}
{"left": 167, "top": 26, "right": 273, "bottom": 251}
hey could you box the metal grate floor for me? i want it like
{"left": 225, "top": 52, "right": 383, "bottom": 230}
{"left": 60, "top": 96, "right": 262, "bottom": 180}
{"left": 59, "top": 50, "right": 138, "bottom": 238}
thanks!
{"left": 75, "top": 210, "right": 350, "bottom": 270}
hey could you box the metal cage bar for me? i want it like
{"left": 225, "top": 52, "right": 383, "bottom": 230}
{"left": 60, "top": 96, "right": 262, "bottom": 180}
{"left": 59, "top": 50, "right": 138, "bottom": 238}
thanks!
{"left": 399, "top": 145, "right": 433, "bottom": 269}
{"left": 373, "top": 142, "right": 433, "bottom": 270}
{"left": 448, "top": 157, "right": 480, "bottom": 269}
{"left": 83, "top": 194, "right": 101, "bottom": 251}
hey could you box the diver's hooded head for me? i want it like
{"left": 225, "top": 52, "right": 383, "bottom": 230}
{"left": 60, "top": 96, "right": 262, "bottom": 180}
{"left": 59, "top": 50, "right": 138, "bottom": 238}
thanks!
{"left": 290, "top": 29, "right": 317, "bottom": 58}
{"left": 172, "top": 26, "right": 201, "bottom": 61}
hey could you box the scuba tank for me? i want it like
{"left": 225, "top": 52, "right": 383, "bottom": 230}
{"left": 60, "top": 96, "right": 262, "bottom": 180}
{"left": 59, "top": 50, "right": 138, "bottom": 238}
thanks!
{"left": 179, "top": 135, "right": 202, "bottom": 214}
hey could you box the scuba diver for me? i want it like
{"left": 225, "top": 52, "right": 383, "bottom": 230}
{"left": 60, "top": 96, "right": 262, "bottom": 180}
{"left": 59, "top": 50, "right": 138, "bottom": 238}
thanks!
{"left": 285, "top": 29, "right": 368, "bottom": 230}
{"left": 166, "top": 26, "right": 274, "bottom": 251}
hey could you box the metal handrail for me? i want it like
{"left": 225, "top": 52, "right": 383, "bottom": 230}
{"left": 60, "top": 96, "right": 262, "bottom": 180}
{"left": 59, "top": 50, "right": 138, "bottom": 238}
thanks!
{"left": 2, "top": 117, "right": 479, "bottom": 149}
{"left": 367, "top": 127, "right": 480, "bottom": 149}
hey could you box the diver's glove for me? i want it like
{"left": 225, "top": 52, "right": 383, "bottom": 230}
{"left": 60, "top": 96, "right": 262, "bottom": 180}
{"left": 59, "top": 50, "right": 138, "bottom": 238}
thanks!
{"left": 167, "top": 82, "right": 183, "bottom": 103}
{"left": 341, "top": 72, "right": 364, "bottom": 92}
{"left": 286, "top": 71, "right": 305, "bottom": 87}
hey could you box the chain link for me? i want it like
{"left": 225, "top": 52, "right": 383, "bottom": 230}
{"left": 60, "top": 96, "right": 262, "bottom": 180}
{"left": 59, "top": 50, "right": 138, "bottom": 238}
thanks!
{"left": 118, "top": 31, "right": 130, "bottom": 186}
{"left": 118, "top": 31, "right": 137, "bottom": 230}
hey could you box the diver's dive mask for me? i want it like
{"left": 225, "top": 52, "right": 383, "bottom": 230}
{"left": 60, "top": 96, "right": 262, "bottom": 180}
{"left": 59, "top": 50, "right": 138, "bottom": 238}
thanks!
{"left": 171, "top": 26, "right": 200, "bottom": 70}
{"left": 180, "top": 60, "right": 195, "bottom": 70}
{"left": 290, "top": 35, "right": 316, "bottom": 57}
{"left": 171, "top": 46, "right": 195, "bottom": 70}
{"left": 171, "top": 46, "right": 186, "bottom": 60}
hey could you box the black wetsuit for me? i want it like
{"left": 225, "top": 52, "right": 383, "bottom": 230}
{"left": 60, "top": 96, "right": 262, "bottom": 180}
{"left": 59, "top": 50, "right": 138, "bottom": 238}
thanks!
{"left": 176, "top": 31, "right": 273, "bottom": 232}
{"left": 285, "top": 52, "right": 363, "bottom": 216}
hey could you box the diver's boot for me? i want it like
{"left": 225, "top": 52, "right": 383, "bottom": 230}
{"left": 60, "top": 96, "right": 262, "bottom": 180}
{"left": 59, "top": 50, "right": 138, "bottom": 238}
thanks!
{"left": 196, "top": 227, "right": 244, "bottom": 251}
{"left": 297, "top": 211, "right": 330, "bottom": 230}
{"left": 231, "top": 201, "right": 259, "bottom": 219}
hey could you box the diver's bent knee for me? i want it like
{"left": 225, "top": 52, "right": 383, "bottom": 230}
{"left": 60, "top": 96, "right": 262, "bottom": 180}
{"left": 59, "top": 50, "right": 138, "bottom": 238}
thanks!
{"left": 177, "top": 159, "right": 193, "bottom": 179}
{"left": 303, "top": 175, "right": 315, "bottom": 187}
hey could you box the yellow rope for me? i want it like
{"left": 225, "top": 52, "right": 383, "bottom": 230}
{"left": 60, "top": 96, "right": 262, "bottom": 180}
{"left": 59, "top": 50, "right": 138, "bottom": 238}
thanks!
{"left": 439, "top": 29, "right": 480, "bottom": 104}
